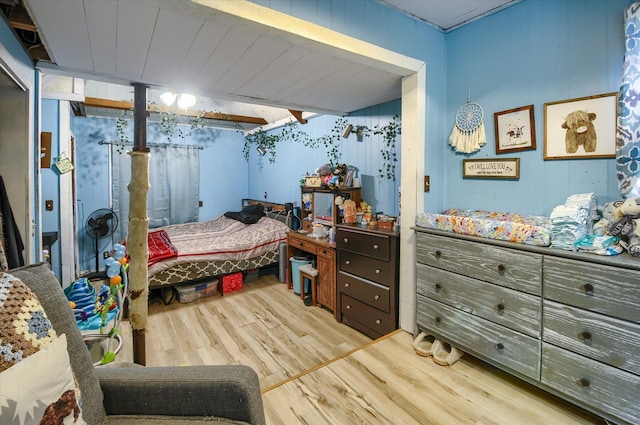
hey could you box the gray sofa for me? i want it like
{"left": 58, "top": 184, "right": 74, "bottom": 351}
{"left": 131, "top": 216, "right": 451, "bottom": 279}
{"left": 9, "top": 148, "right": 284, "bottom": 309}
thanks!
{"left": 10, "top": 262, "right": 266, "bottom": 425}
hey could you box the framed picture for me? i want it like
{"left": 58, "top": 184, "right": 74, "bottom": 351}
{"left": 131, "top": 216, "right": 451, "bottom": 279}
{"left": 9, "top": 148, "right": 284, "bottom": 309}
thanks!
{"left": 494, "top": 104, "right": 536, "bottom": 154}
{"left": 462, "top": 158, "right": 520, "bottom": 179}
{"left": 543, "top": 92, "right": 617, "bottom": 160}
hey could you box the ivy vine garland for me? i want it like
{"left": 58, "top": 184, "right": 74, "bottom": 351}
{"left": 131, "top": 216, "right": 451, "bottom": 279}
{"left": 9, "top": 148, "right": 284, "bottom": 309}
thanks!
{"left": 243, "top": 115, "right": 401, "bottom": 180}
{"left": 115, "top": 102, "right": 207, "bottom": 150}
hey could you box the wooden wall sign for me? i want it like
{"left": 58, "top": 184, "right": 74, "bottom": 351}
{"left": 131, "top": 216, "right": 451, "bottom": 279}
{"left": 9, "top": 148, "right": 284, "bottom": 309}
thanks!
{"left": 463, "top": 158, "right": 520, "bottom": 179}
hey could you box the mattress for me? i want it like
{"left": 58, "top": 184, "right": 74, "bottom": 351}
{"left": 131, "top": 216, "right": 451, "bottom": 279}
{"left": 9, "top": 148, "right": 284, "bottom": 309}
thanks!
{"left": 147, "top": 214, "right": 288, "bottom": 287}
{"left": 415, "top": 208, "right": 551, "bottom": 246}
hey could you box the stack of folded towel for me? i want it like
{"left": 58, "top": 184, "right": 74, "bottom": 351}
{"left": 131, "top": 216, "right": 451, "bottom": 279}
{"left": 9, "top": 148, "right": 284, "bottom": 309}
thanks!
{"left": 549, "top": 193, "right": 598, "bottom": 251}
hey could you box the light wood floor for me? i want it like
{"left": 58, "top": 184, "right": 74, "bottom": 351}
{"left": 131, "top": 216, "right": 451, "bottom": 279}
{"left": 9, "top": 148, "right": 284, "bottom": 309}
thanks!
{"left": 117, "top": 274, "right": 605, "bottom": 425}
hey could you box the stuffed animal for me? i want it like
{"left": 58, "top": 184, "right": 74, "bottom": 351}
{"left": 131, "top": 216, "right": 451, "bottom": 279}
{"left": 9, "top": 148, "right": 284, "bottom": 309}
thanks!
{"left": 315, "top": 163, "right": 333, "bottom": 178}
{"left": 605, "top": 197, "right": 640, "bottom": 256}
{"left": 561, "top": 110, "right": 597, "bottom": 154}
{"left": 334, "top": 163, "right": 348, "bottom": 176}
{"left": 620, "top": 197, "right": 640, "bottom": 216}
{"left": 327, "top": 174, "right": 341, "bottom": 189}
{"left": 593, "top": 200, "right": 623, "bottom": 235}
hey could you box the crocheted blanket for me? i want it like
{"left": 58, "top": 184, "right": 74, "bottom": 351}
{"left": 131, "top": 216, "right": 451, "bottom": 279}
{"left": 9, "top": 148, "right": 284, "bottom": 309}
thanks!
{"left": 0, "top": 272, "right": 57, "bottom": 372}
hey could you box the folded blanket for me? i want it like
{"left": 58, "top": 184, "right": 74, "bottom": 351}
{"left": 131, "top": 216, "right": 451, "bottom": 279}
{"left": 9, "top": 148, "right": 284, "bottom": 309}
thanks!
{"left": 148, "top": 229, "right": 178, "bottom": 265}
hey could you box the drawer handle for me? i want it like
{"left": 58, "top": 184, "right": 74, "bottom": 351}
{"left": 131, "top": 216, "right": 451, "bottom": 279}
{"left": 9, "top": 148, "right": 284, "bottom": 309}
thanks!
{"left": 375, "top": 319, "right": 381, "bottom": 325}
{"left": 374, "top": 294, "right": 380, "bottom": 300}
{"left": 496, "top": 342, "right": 505, "bottom": 350}
{"left": 579, "top": 331, "right": 592, "bottom": 341}
{"left": 578, "top": 378, "right": 590, "bottom": 388}
{"left": 435, "top": 283, "right": 442, "bottom": 290}
{"left": 346, "top": 305, "right": 351, "bottom": 310}
{"left": 583, "top": 283, "right": 594, "bottom": 293}
{"left": 435, "top": 250, "right": 442, "bottom": 258}
{"left": 373, "top": 244, "right": 379, "bottom": 250}
{"left": 497, "top": 303, "right": 505, "bottom": 311}
{"left": 375, "top": 269, "right": 381, "bottom": 274}
{"left": 344, "top": 283, "right": 350, "bottom": 288}
{"left": 497, "top": 264, "right": 506, "bottom": 272}
{"left": 343, "top": 238, "right": 349, "bottom": 244}
{"left": 345, "top": 260, "right": 351, "bottom": 265}
{"left": 435, "top": 316, "right": 441, "bottom": 323}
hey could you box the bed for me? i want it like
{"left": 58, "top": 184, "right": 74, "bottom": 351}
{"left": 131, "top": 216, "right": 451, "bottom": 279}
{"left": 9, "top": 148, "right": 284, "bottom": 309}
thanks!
{"left": 146, "top": 201, "right": 290, "bottom": 289}
{"left": 415, "top": 208, "right": 552, "bottom": 246}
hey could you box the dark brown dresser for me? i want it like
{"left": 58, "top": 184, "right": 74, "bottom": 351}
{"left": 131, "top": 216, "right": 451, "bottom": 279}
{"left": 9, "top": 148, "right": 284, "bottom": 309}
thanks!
{"left": 336, "top": 224, "right": 399, "bottom": 339}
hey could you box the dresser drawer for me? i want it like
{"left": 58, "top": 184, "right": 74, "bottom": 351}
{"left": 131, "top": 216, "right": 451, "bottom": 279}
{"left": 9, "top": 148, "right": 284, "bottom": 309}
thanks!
{"left": 416, "top": 233, "right": 542, "bottom": 295}
{"left": 338, "top": 272, "right": 390, "bottom": 313}
{"left": 417, "top": 263, "right": 541, "bottom": 338}
{"left": 543, "top": 300, "right": 640, "bottom": 375}
{"left": 339, "top": 250, "right": 394, "bottom": 283}
{"left": 317, "top": 245, "right": 333, "bottom": 260}
{"left": 337, "top": 228, "right": 390, "bottom": 261}
{"left": 417, "top": 295, "right": 540, "bottom": 380}
{"left": 341, "top": 294, "right": 396, "bottom": 336}
{"left": 541, "top": 343, "right": 640, "bottom": 425}
{"left": 544, "top": 257, "right": 640, "bottom": 323}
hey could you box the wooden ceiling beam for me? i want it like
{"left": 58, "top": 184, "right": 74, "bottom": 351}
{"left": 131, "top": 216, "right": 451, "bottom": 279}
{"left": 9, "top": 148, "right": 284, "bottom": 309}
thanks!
{"left": 288, "top": 109, "right": 308, "bottom": 124}
{"left": 84, "top": 96, "right": 268, "bottom": 125}
{"left": 6, "top": 6, "right": 37, "bottom": 32}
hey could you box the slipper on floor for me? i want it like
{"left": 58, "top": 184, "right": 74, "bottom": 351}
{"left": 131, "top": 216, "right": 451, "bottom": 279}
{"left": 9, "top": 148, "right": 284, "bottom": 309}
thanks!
{"left": 431, "top": 339, "right": 464, "bottom": 366}
{"left": 413, "top": 332, "right": 437, "bottom": 357}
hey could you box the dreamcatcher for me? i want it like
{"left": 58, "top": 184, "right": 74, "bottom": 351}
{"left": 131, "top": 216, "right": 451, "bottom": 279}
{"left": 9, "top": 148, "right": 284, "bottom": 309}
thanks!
{"left": 449, "top": 90, "right": 486, "bottom": 154}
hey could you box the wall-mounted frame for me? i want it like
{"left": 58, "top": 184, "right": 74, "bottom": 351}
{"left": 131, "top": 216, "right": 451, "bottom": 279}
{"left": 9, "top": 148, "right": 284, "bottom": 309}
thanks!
{"left": 494, "top": 104, "right": 536, "bottom": 154}
{"left": 463, "top": 158, "right": 520, "bottom": 179}
{"left": 543, "top": 92, "right": 617, "bottom": 160}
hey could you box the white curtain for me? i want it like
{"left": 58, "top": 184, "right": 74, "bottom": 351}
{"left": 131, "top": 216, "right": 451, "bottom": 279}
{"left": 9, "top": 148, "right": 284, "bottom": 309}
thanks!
{"left": 112, "top": 144, "right": 200, "bottom": 242}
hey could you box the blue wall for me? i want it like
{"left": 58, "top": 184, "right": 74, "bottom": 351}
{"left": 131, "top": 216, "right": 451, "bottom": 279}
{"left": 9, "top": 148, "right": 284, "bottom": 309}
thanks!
{"left": 73, "top": 117, "right": 248, "bottom": 272}
{"left": 40, "top": 99, "right": 61, "bottom": 278}
{"left": 246, "top": 100, "right": 401, "bottom": 216}
{"left": 444, "top": 0, "right": 630, "bottom": 215}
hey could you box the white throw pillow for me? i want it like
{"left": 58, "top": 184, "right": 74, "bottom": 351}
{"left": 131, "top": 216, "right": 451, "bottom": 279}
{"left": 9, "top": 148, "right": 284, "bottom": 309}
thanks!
{"left": 0, "top": 334, "right": 85, "bottom": 424}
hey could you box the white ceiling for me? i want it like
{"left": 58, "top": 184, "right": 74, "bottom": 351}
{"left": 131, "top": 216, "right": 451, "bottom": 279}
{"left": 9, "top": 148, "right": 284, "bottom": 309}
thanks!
{"left": 381, "top": 0, "right": 519, "bottom": 32}
{"left": 22, "top": 0, "right": 516, "bottom": 130}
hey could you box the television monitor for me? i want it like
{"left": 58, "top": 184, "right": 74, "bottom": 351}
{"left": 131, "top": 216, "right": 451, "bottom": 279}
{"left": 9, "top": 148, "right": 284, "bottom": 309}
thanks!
{"left": 313, "top": 191, "right": 334, "bottom": 226}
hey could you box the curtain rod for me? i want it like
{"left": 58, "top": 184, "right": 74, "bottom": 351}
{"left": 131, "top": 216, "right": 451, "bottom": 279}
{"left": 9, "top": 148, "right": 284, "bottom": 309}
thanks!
{"left": 99, "top": 140, "right": 203, "bottom": 150}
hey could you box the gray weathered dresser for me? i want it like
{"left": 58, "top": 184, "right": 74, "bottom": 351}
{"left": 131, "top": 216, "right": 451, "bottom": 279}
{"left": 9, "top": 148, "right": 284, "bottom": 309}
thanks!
{"left": 414, "top": 227, "right": 640, "bottom": 425}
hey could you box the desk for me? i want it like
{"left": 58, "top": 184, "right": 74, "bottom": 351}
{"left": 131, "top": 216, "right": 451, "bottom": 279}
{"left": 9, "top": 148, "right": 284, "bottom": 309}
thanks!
{"left": 286, "top": 231, "right": 337, "bottom": 319}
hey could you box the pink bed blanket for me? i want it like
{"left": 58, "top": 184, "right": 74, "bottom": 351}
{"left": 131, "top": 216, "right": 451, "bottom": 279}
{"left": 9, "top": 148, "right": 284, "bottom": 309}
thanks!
{"left": 147, "top": 215, "right": 288, "bottom": 276}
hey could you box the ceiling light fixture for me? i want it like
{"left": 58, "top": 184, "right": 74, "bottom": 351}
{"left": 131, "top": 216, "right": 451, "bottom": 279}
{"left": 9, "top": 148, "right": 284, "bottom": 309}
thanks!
{"left": 159, "top": 92, "right": 197, "bottom": 109}
{"left": 177, "top": 93, "right": 196, "bottom": 109}
{"left": 159, "top": 92, "right": 176, "bottom": 107}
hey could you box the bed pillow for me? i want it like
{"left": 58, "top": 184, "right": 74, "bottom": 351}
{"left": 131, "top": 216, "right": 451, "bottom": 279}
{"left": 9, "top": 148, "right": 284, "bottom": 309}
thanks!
{"left": 0, "top": 334, "right": 86, "bottom": 424}
{"left": 225, "top": 204, "right": 265, "bottom": 224}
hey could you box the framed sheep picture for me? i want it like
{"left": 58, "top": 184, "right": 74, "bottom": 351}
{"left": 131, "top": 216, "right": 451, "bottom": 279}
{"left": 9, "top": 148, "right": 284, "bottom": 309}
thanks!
{"left": 543, "top": 92, "right": 617, "bottom": 160}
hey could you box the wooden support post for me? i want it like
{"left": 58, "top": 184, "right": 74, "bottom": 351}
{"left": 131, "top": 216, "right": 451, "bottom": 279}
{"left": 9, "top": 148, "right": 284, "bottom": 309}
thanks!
{"left": 129, "top": 83, "right": 150, "bottom": 365}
